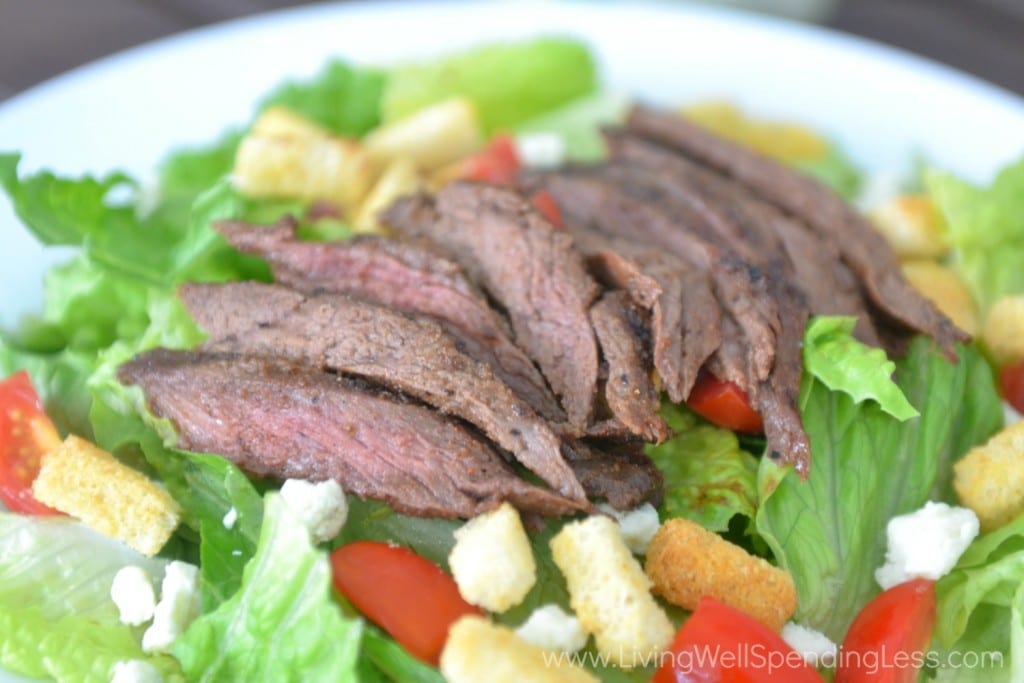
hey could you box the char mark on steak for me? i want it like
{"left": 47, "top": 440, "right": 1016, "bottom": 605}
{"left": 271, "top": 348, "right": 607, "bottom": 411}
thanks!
{"left": 625, "top": 105, "right": 967, "bottom": 355}
{"left": 589, "top": 291, "right": 670, "bottom": 443}
{"left": 117, "top": 350, "right": 585, "bottom": 518}
{"left": 179, "top": 281, "right": 587, "bottom": 502}
{"left": 215, "top": 219, "right": 564, "bottom": 422}
{"left": 384, "top": 183, "right": 602, "bottom": 432}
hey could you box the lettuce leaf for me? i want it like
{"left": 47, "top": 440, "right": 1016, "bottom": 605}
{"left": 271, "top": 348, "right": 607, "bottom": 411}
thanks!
{"left": 646, "top": 405, "right": 759, "bottom": 532}
{"left": 259, "top": 61, "right": 386, "bottom": 137}
{"left": 0, "top": 514, "right": 182, "bottom": 682}
{"left": 516, "top": 91, "right": 629, "bottom": 161}
{"left": 927, "top": 157, "right": 1024, "bottom": 314}
{"left": 382, "top": 37, "right": 598, "bottom": 133}
{"left": 175, "top": 494, "right": 362, "bottom": 682}
{"left": 793, "top": 144, "right": 862, "bottom": 200}
{"left": 803, "top": 316, "right": 918, "bottom": 421}
{"left": 756, "top": 339, "right": 1001, "bottom": 641}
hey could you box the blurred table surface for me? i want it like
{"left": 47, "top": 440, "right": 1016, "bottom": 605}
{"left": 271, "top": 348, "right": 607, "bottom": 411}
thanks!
{"left": 0, "top": 0, "right": 1022, "bottom": 103}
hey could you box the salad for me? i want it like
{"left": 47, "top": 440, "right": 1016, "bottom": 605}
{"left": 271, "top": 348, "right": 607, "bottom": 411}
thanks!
{"left": 2, "top": 35, "right": 1024, "bottom": 683}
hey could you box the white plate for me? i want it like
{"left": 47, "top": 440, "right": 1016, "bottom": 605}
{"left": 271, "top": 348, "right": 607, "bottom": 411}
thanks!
{"left": 0, "top": 1, "right": 1023, "bottom": 679}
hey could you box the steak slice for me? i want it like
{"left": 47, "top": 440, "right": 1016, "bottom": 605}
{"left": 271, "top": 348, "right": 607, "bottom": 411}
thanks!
{"left": 385, "top": 184, "right": 601, "bottom": 431}
{"left": 563, "top": 442, "right": 664, "bottom": 510}
{"left": 180, "top": 282, "right": 586, "bottom": 502}
{"left": 626, "top": 106, "right": 967, "bottom": 354}
{"left": 589, "top": 292, "right": 670, "bottom": 443}
{"left": 118, "top": 350, "right": 584, "bottom": 518}
{"left": 215, "top": 219, "right": 564, "bottom": 422}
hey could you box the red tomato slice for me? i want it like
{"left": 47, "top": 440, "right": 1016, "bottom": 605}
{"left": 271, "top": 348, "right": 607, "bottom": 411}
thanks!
{"left": 836, "top": 578, "right": 935, "bottom": 683}
{"left": 530, "top": 190, "right": 564, "bottom": 228}
{"left": 686, "top": 369, "right": 764, "bottom": 434}
{"left": 1001, "top": 360, "right": 1024, "bottom": 415}
{"left": 461, "top": 134, "right": 521, "bottom": 185}
{"left": 0, "top": 371, "right": 62, "bottom": 515}
{"left": 653, "top": 596, "right": 824, "bottom": 683}
{"left": 330, "top": 541, "right": 482, "bottom": 665}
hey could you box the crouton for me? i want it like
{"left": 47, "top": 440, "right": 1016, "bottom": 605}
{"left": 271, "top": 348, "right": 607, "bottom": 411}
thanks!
{"left": 32, "top": 435, "right": 181, "bottom": 556}
{"left": 954, "top": 421, "right": 1024, "bottom": 532}
{"left": 440, "top": 616, "right": 598, "bottom": 683}
{"left": 983, "top": 295, "right": 1024, "bottom": 366}
{"left": 901, "top": 260, "right": 979, "bottom": 335}
{"left": 353, "top": 158, "right": 421, "bottom": 234}
{"left": 869, "top": 195, "right": 948, "bottom": 259}
{"left": 364, "top": 98, "right": 484, "bottom": 171}
{"left": 449, "top": 502, "right": 536, "bottom": 612}
{"left": 233, "top": 109, "right": 374, "bottom": 211}
{"left": 644, "top": 518, "right": 796, "bottom": 632}
{"left": 550, "top": 516, "right": 673, "bottom": 669}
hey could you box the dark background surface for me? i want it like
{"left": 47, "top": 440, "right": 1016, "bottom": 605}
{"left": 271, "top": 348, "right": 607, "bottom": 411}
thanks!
{"left": 0, "top": 0, "right": 1022, "bottom": 103}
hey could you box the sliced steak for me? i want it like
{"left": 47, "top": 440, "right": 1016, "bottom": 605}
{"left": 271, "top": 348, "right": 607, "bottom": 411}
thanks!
{"left": 626, "top": 106, "right": 967, "bottom": 354}
{"left": 180, "top": 282, "right": 586, "bottom": 502}
{"left": 589, "top": 292, "right": 670, "bottom": 443}
{"left": 563, "top": 441, "right": 664, "bottom": 510}
{"left": 215, "top": 219, "right": 563, "bottom": 422}
{"left": 118, "top": 350, "right": 583, "bottom": 518}
{"left": 385, "top": 184, "right": 601, "bottom": 431}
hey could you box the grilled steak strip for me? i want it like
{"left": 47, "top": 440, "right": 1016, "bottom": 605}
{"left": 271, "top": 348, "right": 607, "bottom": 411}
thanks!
{"left": 589, "top": 292, "right": 670, "bottom": 443}
{"left": 215, "top": 219, "right": 564, "bottom": 422}
{"left": 118, "top": 350, "right": 584, "bottom": 518}
{"left": 562, "top": 441, "right": 664, "bottom": 510}
{"left": 626, "top": 106, "right": 967, "bottom": 354}
{"left": 180, "top": 282, "right": 587, "bottom": 502}
{"left": 385, "top": 183, "right": 601, "bottom": 431}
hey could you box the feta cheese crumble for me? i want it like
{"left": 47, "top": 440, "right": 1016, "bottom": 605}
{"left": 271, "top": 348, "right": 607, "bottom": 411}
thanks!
{"left": 111, "top": 660, "right": 163, "bottom": 683}
{"left": 110, "top": 566, "right": 157, "bottom": 626}
{"left": 142, "top": 560, "right": 201, "bottom": 654}
{"left": 222, "top": 506, "right": 238, "bottom": 530}
{"left": 781, "top": 622, "right": 837, "bottom": 667}
{"left": 515, "top": 604, "right": 588, "bottom": 654}
{"left": 514, "top": 133, "right": 566, "bottom": 169}
{"left": 279, "top": 478, "right": 348, "bottom": 544}
{"left": 875, "top": 501, "right": 979, "bottom": 590}
{"left": 597, "top": 503, "right": 660, "bottom": 555}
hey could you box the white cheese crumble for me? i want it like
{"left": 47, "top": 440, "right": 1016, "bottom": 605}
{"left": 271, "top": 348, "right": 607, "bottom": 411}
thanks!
{"left": 222, "top": 506, "right": 238, "bottom": 530}
{"left": 110, "top": 566, "right": 157, "bottom": 626}
{"left": 142, "top": 560, "right": 201, "bottom": 654}
{"left": 597, "top": 503, "right": 660, "bottom": 555}
{"left": 111, "top": 660, "right": 163, "bottom": 683}
{"left": 875, "top": 501, "right": 979, "bottom": 590}
{"left": 515, "top": 604, "right": 589, "bottom": 654}
{"left": 781, "top": 622, "right": 838, "bottom": 667}
{"left": 1004, "top": 401, "right": 1023, "bottom": 427}
{"left": 280, "top": 478, "right": 348, "bottom": 544}
{"left": 514, "top": 133, "right": 566, "bottom": 169}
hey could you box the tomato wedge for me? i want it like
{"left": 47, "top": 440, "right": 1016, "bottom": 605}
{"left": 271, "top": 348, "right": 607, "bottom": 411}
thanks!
{"left": 0, "top": 371, "right": 62, "bottom": 515}
{"left": 836, "top": 578, "right": 936, "bottom": 683}
{"left": 653, "top": 596, "right": 824, "bottom": 683}
{"left": 461, "top": 134, "right": 521, "bottom": 185}
{"left": 530, "top": 189, "right": 564, "bottom": 228}
{"left": 686, "top": 370, "right": 764, "bottom": 434}
{"left": 1000, "top": 360, "right": 1024, "bottom": 415}
{"left": 330, "top": 541, "right": 482, "bottom": 665}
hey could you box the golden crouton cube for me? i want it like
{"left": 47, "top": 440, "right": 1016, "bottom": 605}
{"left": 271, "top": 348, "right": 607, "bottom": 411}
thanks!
{"left": 983, "top": 295, "right": 1024, "bottom": 366}
{"left": 954, "top": 421, "right": 1024, "bottom": 532}
{"left": 364, "top": 98, "right": 484, "bottom": 171}
{"left": 440, "top": 616, "right": 598, "bottom": 683}
{"left": 449, "top": 503, "right": 536, "bottom": 613}
{"left": 870, "top": 195, "right": 948, "bottom": 259}
{"left": 233, "top": 115, "right": 374, "bottom": 211}
{"left": 901, "top": 260, "right": 979, "bottom": 335}
{"left": 550, "top": 516, "right": 673, "bottom": 669}
{"left": 645, "top": 518, "right": 796, "bottom": 632}
{"left": 33, "top": 435, "right": 181, "bottom": 557}
{"left": 353, "top": 158, "right": 421, "bottom": 235}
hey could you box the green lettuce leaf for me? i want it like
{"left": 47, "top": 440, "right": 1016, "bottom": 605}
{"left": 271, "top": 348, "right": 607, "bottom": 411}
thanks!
{"left": 516, "top": 91, "right": 629, "bottom": 161}
{"left": 803, "top": 316, "right": 918, "bottom": 421}
{"left": 646, "top": 405, "right": 759, "bottom": 532}
{"left": 175, "top": 494, "right": 362, "bottom": 682}
{"left": 382, "top": 37, "right": 598, "bottom": 133}
{"left": 0, "top": 514, "right": 182, "bottom": 682}
{"left": 793, "top": 143, "right": 862, "bottom": 200}
{"left": 362, "top": 628, "right": 445, "bottom": 683}
{"left": 756, "top": 339, "right": 1001, "bottom": 642}
{"left": 927, "top": 157, "right": 1024, "bottom": 314}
